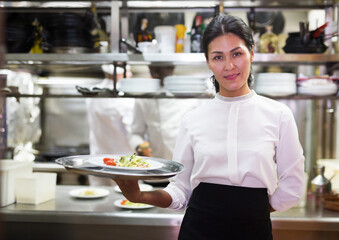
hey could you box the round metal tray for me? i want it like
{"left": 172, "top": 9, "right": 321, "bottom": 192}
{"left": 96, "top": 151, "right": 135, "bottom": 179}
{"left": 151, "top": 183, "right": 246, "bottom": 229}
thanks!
{"left": 55, "top": 155, "right": 184, "bottom": 180}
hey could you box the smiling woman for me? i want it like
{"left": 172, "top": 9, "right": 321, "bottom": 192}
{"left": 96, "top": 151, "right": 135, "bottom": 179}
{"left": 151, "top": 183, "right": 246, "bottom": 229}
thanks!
{"left": 115, "top": 14, "right": 305, "bottom": 240}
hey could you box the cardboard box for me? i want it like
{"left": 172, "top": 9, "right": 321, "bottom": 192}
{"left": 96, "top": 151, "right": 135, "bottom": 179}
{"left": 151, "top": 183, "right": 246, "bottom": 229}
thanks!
{"left": 0, "top": 160, "right": 33, "bottom": 206}
{"left": 15, "top": 172, "right": 57, "bottom": 205}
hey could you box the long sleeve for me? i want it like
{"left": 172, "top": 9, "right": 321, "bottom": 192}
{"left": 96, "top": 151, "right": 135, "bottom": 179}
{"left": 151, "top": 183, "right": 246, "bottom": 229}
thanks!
{"left": 270, "top": 108, "right": 305, "bottom": 212}
{"left": 164, "top": 116, "right": 194, "bottom": 211}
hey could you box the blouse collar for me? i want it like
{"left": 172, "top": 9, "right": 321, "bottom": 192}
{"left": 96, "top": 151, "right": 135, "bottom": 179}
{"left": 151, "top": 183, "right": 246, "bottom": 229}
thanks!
{"left": 216, "top": 90, "right": 255, "bottom": 103}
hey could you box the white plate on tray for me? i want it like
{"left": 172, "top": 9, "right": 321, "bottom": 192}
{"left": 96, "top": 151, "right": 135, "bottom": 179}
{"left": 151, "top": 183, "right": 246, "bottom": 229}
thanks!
{"left": 114, "top": 199, "right": 154, "bottom": 209}
{"left": 87, "top": 156, "right": 163, "bottom": 171}
{"left": 69, "top": 188, "right": 110, "bottom": 199}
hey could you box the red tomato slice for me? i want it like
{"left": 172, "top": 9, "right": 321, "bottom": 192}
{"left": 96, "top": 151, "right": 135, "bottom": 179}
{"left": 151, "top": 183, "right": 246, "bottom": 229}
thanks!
{"left": 103, "top": 157, "right": 116, "bottom": 166}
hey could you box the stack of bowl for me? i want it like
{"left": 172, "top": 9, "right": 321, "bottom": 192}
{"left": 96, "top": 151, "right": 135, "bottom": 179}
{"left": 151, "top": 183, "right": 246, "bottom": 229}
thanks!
{"left": 255, "top": 73, "right": 297, "bottom": 97}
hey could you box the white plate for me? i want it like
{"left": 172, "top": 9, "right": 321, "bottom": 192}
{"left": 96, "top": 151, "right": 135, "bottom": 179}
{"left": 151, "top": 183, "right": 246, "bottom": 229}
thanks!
{"left": 69, "top": 188, "right": 110, "bottom": 199}
{"left": 165, "top": 85, "right": 207, "bottom": 91}
{"left": 114, "top": 199, "right": 154, "bottom": 209}
{"left": 87, "top": 156, "right": 163, "bottom": 171}
{"left": 114, "top": 183, "right": 154, "bottom": 193}
{"left": 164, "top": 76, "right": 206, "bottom": 83}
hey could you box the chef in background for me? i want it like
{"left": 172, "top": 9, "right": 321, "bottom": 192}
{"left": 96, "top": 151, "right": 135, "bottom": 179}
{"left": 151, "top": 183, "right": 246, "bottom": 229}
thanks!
{"left": 129, "top": 66, "right": 204, "bottom": 177}
{"left": 86, "top": 64, "right": 135, "bottom": 186}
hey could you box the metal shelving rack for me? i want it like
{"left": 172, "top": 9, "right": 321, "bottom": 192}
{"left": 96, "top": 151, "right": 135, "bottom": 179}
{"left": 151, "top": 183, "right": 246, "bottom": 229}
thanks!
{"left": 1, "top": 0, "right": 339, "bottom": 99}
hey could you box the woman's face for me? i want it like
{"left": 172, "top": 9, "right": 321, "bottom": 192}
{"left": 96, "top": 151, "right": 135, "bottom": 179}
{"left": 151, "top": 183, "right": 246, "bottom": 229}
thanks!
{"left": 206, "top": 33, "right": 254, "bottom": 97}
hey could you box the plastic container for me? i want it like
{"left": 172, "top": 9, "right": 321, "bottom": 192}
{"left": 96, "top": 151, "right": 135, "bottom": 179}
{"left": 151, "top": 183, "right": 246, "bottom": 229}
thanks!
{"left": 0, "top": 160, "right": 33, "bottom": 206}
{"left": 15, "top": 172, "right": 57, "bottom": 205}
{"left": 154, "top": 26, "right": 176, "bottom": 53}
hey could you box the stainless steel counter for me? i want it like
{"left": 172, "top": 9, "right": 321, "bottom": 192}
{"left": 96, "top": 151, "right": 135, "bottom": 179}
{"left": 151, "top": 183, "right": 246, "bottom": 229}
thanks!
{"left": 1, "top": 185, "right": 339, "bottom": 240}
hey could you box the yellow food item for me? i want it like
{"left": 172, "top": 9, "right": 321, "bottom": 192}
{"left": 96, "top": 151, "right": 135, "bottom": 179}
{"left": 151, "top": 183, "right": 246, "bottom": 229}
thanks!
{"left": 121, "top": 199, "right": 149, "bottom": 207}
{"left": 81, "top": 190, "right": 96, "bottom": 196}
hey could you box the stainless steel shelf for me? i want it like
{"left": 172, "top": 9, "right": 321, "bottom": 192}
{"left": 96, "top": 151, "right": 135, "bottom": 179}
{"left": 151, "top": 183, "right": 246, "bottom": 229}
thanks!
{"left": 5, "top": 53, "right": 339, "bottom": 66}
{"left": 6, "top": 92, "right": 339, "bottom": 100}
{"left": 0, "top": 1, "right": 335, "bottom": 9}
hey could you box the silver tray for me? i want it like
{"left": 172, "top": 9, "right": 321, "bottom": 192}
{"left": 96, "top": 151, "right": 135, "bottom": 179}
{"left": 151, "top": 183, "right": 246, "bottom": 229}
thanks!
{"left": 55, "top": 155, "right": 184, "bottom": 180}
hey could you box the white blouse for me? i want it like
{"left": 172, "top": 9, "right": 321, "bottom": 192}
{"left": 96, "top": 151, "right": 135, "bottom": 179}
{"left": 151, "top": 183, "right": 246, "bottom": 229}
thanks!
{"left": 164, "top": 91, "right": 305, "bottom": 212}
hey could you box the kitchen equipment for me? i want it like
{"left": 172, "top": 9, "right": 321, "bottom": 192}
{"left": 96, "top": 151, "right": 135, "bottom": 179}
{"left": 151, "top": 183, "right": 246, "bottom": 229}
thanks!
{"left": 154, "top": 25, "right": 176, "bottom": 53}
{"left": 120, "top": 38, "right": 142, "bottom": 54}
{"left": 255, "top": 72, "right": 297, "bottom": 97}
{"left": 137, "top": 41, "right": 158, "bottom": 53}
{"left": 39, "top": 13, "right": 94, "bottom": 53}
{"left": 297, "top": 78, "right": 338, "bottom": 96}
{"left": 15, "top": 172, "right": 57, "bottom": 205}
{"left": 0, "top": 160, "right": 33, "bottom": 206}
{"left": 311, "top": 165, "right": 332, "bottom": 196}
{"left": 164, "top": 75, "right": 208, "bottom": 96}
{"left": 55, "top": 154, "right": 184, "bottom": 180}
{"left": 283, "top": 22, "right": 328, "bottom": 53}
{"left": 118, "top": 78, "right": 160, "bottom": 96}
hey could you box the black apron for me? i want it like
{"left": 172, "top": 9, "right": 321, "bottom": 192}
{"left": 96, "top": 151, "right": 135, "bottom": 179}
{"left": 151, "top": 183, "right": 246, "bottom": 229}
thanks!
{"left": 178, "top": 182, "right": 273, "bottom": 240}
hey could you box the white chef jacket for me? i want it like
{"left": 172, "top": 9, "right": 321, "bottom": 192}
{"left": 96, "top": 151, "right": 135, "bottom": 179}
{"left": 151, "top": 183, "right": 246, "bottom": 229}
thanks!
{"left": 164, "top": 90, "right": 305, "bottom": 212}
{"left": 129, "top": 98, "right": 203, "bottom": 160}
{"left": 86, "top": 79, "right": 135, "bottom": 186}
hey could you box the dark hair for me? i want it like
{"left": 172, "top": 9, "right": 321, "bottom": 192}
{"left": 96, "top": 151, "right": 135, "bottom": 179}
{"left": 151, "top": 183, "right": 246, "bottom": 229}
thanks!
{"left": 202, "top": 14, "right": 254, "bottom": 92}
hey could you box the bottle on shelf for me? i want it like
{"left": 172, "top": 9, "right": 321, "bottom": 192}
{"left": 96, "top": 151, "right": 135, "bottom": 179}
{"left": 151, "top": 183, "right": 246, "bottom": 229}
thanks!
{"left": 136, "top": 18, "right": 153, "bottom": 43}
{"left": 184, "top": 31, "right": 191, "bottom": 53}
{"left": 175, "top": 24, "right": 186, "bottom": 53}
{"left": 90, "top": 2, "right": 109, "bottom": 53}
{"left": 259, "top": 25, "right": 278, "bottom": 53}
{"left": 191, "top": 15, "right": 203, "bottom": 53}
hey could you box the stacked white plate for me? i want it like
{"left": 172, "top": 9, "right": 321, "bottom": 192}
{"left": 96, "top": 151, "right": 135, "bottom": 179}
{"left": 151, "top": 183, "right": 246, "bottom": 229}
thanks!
{"left": 118, "top": 78, "right": 160, "bottom": 95}
{"left": 255, "top": 73, "right": 297, "bottom": 97}
{"left": 164, "top": 76, "right": 208, "bottom": 96}
{"left": 298, "top": 78, "right": 338, "bottom": 96}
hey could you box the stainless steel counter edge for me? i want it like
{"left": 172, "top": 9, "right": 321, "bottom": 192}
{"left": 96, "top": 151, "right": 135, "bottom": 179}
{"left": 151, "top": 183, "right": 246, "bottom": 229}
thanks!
{"left": 3, "top": 210, "right": 339, "bottom": 231}
{"left": 1, "top": 186, "right": 339, "bottom": 232}
{"left": 1, "top": 210, "right": 184, "bottom": 227}
{"left": 271, "top": 217, "right": 339, "bottom": 231}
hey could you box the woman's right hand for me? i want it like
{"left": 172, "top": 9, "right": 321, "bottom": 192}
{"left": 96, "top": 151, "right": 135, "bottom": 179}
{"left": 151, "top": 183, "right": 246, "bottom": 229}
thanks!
{"left": 114, "top": 179, "right": 142, "bottom": 203}
{"left": 114, "top": 179, "right": 173, "bottom": 208}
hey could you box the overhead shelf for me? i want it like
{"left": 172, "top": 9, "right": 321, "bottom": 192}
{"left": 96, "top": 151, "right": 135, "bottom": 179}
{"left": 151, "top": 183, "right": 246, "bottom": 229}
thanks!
{"left": 5, "top": 53, "right": 339, "bottom": 67}
{"left": 0, "top": 0, "right": 336, "bottom": 9}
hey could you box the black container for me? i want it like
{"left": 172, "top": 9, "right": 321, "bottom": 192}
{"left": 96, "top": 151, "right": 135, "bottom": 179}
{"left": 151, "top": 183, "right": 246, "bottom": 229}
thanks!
{"left": 283, "top": 30, "right": 327, "bottom": 53}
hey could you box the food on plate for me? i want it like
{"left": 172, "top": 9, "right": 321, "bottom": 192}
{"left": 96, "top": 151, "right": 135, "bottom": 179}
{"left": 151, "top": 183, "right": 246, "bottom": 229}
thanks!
{"left": 120, "top": 199, "right": 149, "bottom": 207}
{"left": 103, "top": 157, "right": 116, "bottom": 166}
{"left": 103, "top": 154, "right": 151, "bottom": 168}
{"left": 79, "top": 189, "right": 97, "bottom": 196}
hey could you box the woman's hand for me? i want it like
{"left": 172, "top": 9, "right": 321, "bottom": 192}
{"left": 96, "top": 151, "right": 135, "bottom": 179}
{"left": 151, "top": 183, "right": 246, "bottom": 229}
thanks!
{"left": 269, "top": 204, "right": 276, "bottom": 213}
{"left": 114, "top": 179, "right": 142, "bottom": 203}
{"left": 114, "top": 179, "right": 173, "bottom": 208}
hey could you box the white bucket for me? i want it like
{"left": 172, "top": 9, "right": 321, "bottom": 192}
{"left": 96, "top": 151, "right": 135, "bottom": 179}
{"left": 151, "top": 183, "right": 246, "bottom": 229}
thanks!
{"left": 154, "top": 26, "right": 176, "bottom": 53}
